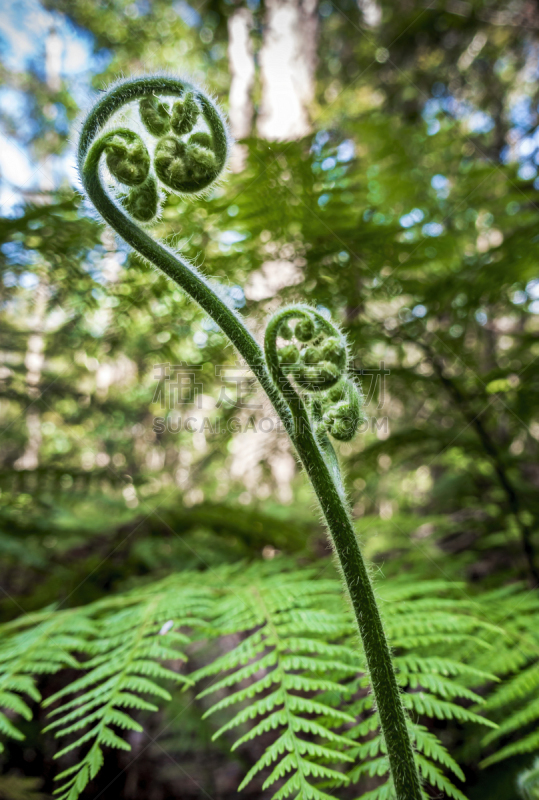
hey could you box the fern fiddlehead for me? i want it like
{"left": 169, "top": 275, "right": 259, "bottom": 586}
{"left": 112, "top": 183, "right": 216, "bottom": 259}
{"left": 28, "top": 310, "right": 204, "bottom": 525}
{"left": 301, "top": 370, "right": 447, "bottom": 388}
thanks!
{"left": 78, "top": 75, "right": 422, "bottom": 799}
{"left": 265, "top": 304, "right": 364, "bottom": 442}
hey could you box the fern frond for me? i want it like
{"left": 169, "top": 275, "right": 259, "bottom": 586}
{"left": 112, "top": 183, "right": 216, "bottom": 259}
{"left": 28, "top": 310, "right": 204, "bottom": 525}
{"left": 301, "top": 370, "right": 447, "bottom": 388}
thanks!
{"left": 403, "top": 692, "right": 496, "bottom": 727}
{"left": 0, "top": 611, "right": 94, "bottom": 753}
{"left": 415, "top": 753, "right": 468, "bottom": 800}
{"left": 469, "top": 584, "right": 539, "bottom": 767}
{"left": 355, "top": 781, "right": 394, "bottom": 800}
{"left": 398, "top": 671, "right": 485, "bottom": 703}
{"left": 411, "top": 725, "right": 464, "bottom": 780}
{"left": 190, "top": 562, "right": 496, "bottom": 799}
{"left": 43, "top": 584, "right": 204, "bottom": 800}
{"left": 0, "top": 560, "right": 500, "bottom": 799}
{"left": 192, "top": 565, "right": 356, "bottom": 798}
{"left": 483, "top": 729, "right": 539, "bottom": 766}
{"left": 342, "top": 575, "right": 496, "bottom": 799}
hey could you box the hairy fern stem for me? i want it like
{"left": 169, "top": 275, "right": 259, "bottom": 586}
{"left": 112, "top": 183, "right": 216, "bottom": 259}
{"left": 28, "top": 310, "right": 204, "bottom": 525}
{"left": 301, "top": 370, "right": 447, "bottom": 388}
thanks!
{"left": 78, "top": 75, "right": 422, "bottom": 799}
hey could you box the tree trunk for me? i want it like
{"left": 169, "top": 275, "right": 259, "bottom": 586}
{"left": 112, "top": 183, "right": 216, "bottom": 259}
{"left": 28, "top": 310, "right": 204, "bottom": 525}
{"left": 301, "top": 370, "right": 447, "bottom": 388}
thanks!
{"left": 257, "top": 0, "right": 319, "bottom": 141}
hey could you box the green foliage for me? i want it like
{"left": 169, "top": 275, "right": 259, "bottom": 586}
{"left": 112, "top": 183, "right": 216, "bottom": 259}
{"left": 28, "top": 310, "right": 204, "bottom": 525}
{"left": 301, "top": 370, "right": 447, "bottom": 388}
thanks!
{"left": 0, "top": 560, "right": 504, "bottom": 799}
{"left": 193, "top": 565, "right": 358, "bottom": 800}
{"left": 471, "top": 586, "right": 539, "bottom": 768}
{"left": 43, "top": 601, "right": 195, "bottom": 800}
{"left": 0, "top": 575, "right": 210, "bottom": 798}
{"left": 0, "top": 613, "right": 90, "bottom": 753}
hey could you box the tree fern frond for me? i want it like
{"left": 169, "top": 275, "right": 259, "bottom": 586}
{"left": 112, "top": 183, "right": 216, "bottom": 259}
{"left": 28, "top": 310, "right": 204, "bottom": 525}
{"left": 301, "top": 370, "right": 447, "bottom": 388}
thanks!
{"left": 398, "top": 671, "right": 485, "bottom": 703}
{"left": 190, "top": 562, "right": 497, "bottom": 799}
{"left": 482, "top": 729, "right": 539, "bottom": 767}
{"left": 396, "top": 654, "right": 497, "bottom": 682}
{"left": 42, "top": 586, "right": 203, "bottom": 800}
{"left": 0, "top": 559, "right": 500, "bottom": 798}
{"left": 483, "top": 694, "right": 539, "bottom": 745}
{"left": 348, "top": 755, "right": 390, "bottom": 782}
{"left": 0, "top": 612, "right": 94, "bottom": 753}
{"left": 354, "top": 781, "right": 394, "bottom": 800}
{"left": 415, "top": 753, "right": 468, "bottom": 800}
{"left": 411, "top": 725, "right": 464, "bottom": 780}
{"left": 481, "top": 660, "right": 539, "bottom": 713}
{"left": 468, "top": 585, "right": 539, "bottom": 767}
{"left": 403, "top": 692, "right": 496, "bottom": 727}
{"left": 193, "top": 567, "right": 356, "bottom": 798}
{"left": 271, "top": 770, "right": 342, "bottom": 800}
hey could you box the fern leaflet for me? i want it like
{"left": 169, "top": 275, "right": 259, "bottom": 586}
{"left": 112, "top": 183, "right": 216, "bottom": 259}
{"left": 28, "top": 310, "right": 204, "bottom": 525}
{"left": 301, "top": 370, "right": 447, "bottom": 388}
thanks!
{"left": 42, "top": 583, "right": 206, "bottom": 800}
{"left": 193, "top": 564, "right": 356, "bottom": 799}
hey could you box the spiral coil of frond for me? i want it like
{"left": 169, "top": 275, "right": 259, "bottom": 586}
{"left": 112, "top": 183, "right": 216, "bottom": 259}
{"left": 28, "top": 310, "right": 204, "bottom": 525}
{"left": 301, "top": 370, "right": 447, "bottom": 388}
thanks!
{"left": 83, "top": 78, "right": 228, "bottom": 224}
{"left": 264, "top": 305, "right": 365, "bottom": 444}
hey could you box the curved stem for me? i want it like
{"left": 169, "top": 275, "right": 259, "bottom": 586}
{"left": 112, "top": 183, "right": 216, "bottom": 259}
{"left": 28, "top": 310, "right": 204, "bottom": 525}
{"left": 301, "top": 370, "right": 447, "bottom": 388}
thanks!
{"left": 79, "top": 76, "right": 422, "bottom": 799}
{"left": 79, "top": 78, "right": 294, "bottom": 438}
{"left": 265, "top": 309, "right": 422, "bottom": 799}
{"left": 299, "top": 441, "right": 421, "bottom": 798}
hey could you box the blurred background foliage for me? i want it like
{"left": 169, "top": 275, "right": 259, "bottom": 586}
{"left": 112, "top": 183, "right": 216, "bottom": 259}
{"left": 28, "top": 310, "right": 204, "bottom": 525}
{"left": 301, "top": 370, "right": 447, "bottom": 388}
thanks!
{"left": 1, "top": 0, "right": 539, "bottom": 797}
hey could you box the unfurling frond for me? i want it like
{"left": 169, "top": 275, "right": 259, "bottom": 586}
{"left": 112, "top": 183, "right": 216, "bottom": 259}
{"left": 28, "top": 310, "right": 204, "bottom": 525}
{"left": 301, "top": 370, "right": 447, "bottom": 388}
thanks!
{"left": 76, "top": 73, "right": 422, "bottom": 797}
{"left": 264, "top": 304, "right": 365, "bottom": 444}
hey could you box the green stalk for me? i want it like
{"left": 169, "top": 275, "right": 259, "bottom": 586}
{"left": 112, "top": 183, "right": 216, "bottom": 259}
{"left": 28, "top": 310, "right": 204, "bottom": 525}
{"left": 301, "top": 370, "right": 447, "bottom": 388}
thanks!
{"left": 78, "top": 75, "right": 422, "bottom": 799}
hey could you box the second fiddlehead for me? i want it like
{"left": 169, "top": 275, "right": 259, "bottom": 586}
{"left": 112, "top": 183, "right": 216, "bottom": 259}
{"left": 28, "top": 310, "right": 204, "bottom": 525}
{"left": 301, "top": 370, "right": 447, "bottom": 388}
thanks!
{"left": 265, "top": 304, "right": 364, "bottom": 442}
{"left": 77, "top": 75, "right": 422, "bottom": 799}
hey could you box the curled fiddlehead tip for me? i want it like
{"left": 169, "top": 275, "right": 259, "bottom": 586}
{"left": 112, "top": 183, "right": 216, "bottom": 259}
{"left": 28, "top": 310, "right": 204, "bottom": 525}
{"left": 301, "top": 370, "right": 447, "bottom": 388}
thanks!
{"left": 170, "top": 92, "right": 199, "bottom": 135}
{"left": 119, "top": 176, "right": 159, "bottom": 223}
{"left": 265, "top": 305, "right": 365, "bottom": 443}
{"left": 104, "top": 129, "right": 151, "bottom": 186}
{"left": 79, "top": 74, "right": 230, "bottom": 225}
{"left": 319, "top": 378, "right": 365, "bottom": 442}
{"left": 139, "top": 95, "right": 171, "bottom": 137}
